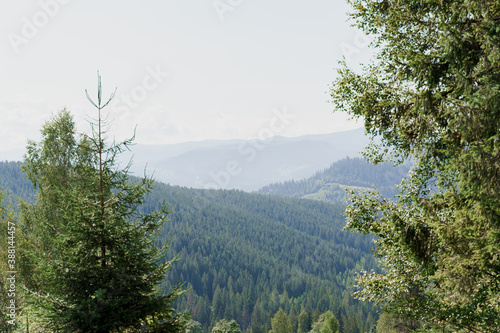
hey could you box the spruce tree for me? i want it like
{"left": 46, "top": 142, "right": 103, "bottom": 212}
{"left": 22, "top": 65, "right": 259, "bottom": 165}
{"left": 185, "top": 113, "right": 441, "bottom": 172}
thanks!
{"left": 269, "top": 308, "right": 292, "bottom": 333}
{"left": 331, "top": 0, "right": 500, "bottom": 331}
{"left": 297, "top": 310, "right": 311, "bottom": 333}
{"left": 20, "top": 74, "right": 187, "bottom": 332}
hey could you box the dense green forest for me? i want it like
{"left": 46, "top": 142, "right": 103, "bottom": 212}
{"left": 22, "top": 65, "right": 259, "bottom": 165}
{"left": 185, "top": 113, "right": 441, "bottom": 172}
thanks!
{"left": 0, "top": 161, "right": 35, "bottom": 205}
{"left": 0, "top": 161, "right": 379, "bottom": 332}
{"left": 258, "top": 157, "right": 411, "bottom": 204}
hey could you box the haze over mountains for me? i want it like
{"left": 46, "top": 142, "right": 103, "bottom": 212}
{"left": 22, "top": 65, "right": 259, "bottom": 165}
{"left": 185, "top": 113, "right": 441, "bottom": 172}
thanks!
{"left": 1, "top": 128, "right": 368, "bottom": 191}
{"left": 119, "top": 128, "right": 369, "bottom": 191}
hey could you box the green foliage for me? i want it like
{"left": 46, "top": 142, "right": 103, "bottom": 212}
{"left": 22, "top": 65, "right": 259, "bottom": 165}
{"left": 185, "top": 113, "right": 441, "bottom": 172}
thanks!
{"left": 375, "top": 312, "right": 420, "bottom": 333}
{"left": 0, "top": 160, "right": 379, "bottom": 332}
{"left": 374, "top": 312, "right": 398, "bottom": 333}
{"left": 309, "top": 311, "right": 339, "bottom": 333}
{"left": 288, "top": 308, "right": 298, "bottom": 333}
{"left": 19, "top": 76, "right": 187, "bottom": 332}
{"left": 0, "top": 161, "right": 34, "bottom": 207}
{"left": 212, "top": 319, "right": 242, "bottom": 333}
{"left": 185, "top": 320, "right": 203, "bottom": 333}
{"left": 269, "top": 308, "right": 291, "bottom": 333}
{"left": 149, "top": 185, "right": 378, "bottom": 332}
{"left": 331, "top": 0, "right": 500, "bottom": 331}
{"left": 259, "top": 157, "right": 410, "bottom": 203}
{"left": 297, "top": 310, "right": 311, "bottom": 333}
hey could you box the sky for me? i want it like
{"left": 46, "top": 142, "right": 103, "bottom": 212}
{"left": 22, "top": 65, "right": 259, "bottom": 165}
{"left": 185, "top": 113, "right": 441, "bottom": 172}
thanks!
{"left": 0, "top": 0, "right": 374, "bottom": 156}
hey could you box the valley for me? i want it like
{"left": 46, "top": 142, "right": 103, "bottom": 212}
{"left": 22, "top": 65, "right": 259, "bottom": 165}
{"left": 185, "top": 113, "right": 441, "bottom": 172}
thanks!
{"left": 0, "top": 152, "right": 409, "bottom": 332}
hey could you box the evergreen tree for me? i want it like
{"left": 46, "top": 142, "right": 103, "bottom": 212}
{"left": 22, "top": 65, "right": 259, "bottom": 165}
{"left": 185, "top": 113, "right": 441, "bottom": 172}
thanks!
{"left": 269, "top": 308, "right": 291, "bottom": 333}
{"left": 323, "top": 312, "right": 339, "bottom": 333}
{"left": 20, "top": 74, "right": 187, "bottom": 332}
{"left": 331, "top": 0, "right": 500, "bottom": 331}
{"left": 297, "top": 310, "right": 310, "bottom": 333}
{"left": 288, "top": 308, "right": 298, "bottom": 333}
{"left": 309, "top": 311, "right": 338, "bottom": 333}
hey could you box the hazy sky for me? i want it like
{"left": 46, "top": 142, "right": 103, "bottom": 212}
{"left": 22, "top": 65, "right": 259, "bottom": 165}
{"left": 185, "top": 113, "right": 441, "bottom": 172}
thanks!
{"left": 1, "top": 1, "right": 373, "bottom": 155}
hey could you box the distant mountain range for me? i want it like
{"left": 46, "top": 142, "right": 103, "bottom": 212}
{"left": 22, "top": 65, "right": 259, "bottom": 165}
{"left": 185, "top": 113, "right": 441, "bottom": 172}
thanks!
{"left": 1, "top": 128, "right": 369, "bottom": 192}
{"left": 118, "top": 128, "right": 369, "bottom": 191}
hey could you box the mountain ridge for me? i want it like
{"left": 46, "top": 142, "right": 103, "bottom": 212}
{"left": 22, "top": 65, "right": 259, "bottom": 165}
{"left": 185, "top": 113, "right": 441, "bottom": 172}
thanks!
{"left": 258, "top": 157, "right": 411, "bottom": 204}
{"left": 1, "top": 128, "right": 368, "bottom": 192}
{"left": 122, "top": 128, "right": 369, "bottom": 191}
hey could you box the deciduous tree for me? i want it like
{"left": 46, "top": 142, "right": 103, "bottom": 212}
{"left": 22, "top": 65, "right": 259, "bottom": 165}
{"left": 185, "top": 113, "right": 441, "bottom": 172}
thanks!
{"left": 309, "top": 311, "right": 339, "bottom": 333}
{"left": 212, "top": 319, "right": 242, "bottom": 333}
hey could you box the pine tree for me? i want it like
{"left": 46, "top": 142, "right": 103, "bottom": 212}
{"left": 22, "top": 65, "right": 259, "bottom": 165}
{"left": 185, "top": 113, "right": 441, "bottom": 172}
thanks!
{"left": 20, "top": 74, "right": 187, "bottom": 332}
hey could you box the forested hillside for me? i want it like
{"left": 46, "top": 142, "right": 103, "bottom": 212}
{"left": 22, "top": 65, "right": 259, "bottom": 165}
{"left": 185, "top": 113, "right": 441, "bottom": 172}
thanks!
{"left": 258, "top": 157, "right": 411, "bottom": 204}
{"left": 0, "top": 161, "right": 378, "bottom": 332}
{"left": 0, "top": 161, "right": 34, "bottom": 205}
